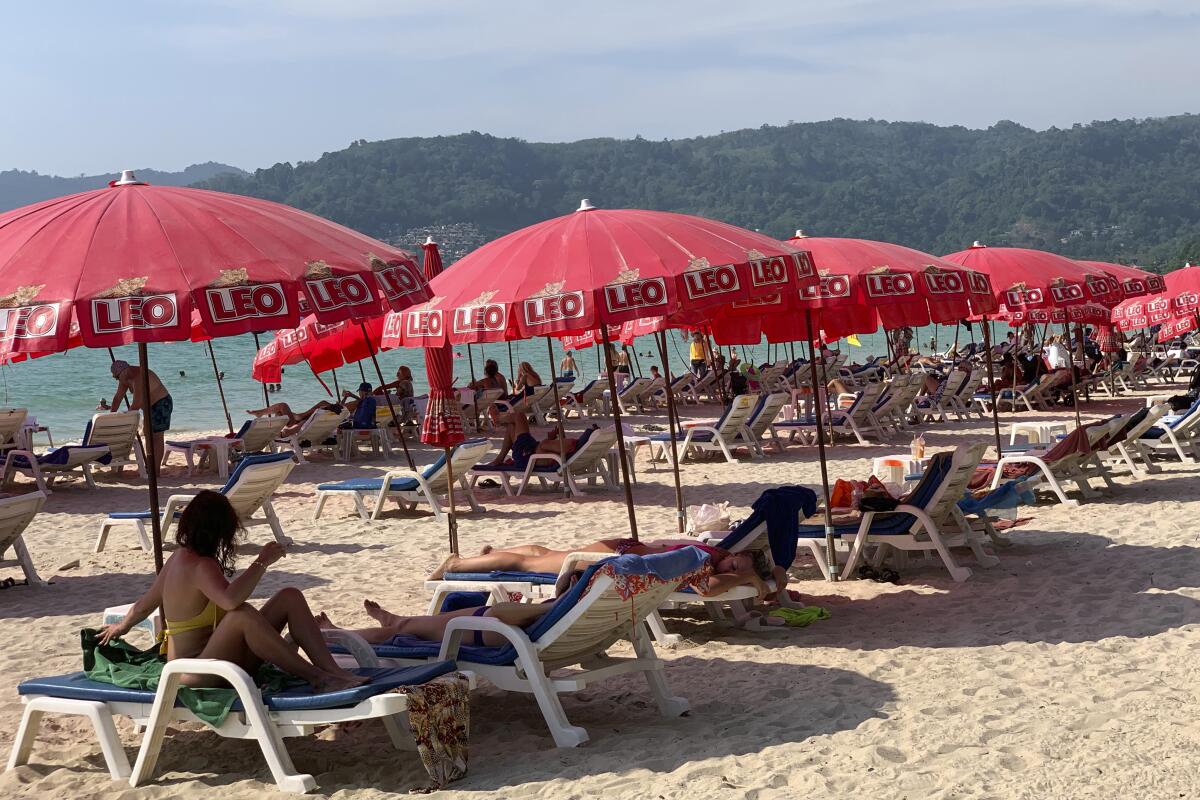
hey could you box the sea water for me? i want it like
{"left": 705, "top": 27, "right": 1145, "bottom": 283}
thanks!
{"left": 5, "top": 322, "right": 989, "bottom": 438}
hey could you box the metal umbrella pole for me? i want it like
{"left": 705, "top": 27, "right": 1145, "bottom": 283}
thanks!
{"left": 331, "top": 368, "right": 340, "bottom": 397}
{"left": 206, "top": 341, "right": 235, "bottom": 435}
{"left": 359, "top": 323, "right": 416, "bottom": 470}
{"left": 980, "top": 315, "right": 1005, "bottom": 458}
{"left": 137, "top": 343, "right": 165, "bottom": 572}
{"left": 805, "top": 310, "right": 839, "bottom": 582}
{"left": 466, "top": 344, "right": 477, "bottom": 384}
{"left": 1062, "top": 322, "right": 1084, "bottom": 428}
{"left": 655, "top": 330, "right": 687, "bottom": 532}
{"left": 601, "top": 327, "right": 639, "bottom": 540}
{"left": 507, "top": 341, "right": 516, "bottom": 389}
{"left": 251, "top": 334, "right": 270, "bottom": 406}
{"left": 543, "top": 338, "right": 570, "bottom": 489}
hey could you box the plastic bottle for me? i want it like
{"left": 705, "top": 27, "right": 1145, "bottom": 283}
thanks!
{"left": 916, "top": 433, "right": 926, "bottom": 459}
{"left": 910, "top": 435, "right": 920, "bottom": 459}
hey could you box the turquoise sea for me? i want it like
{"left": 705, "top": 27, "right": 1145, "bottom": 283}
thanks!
{"left": 8, "top": 321, "right": 996, "bottom": 438}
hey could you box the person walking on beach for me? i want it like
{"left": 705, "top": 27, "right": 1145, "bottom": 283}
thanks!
{"left": 689, "top": 331, "right": 710, "bottom": 376}
{"left": 559, "top": 351, "right": 578, "bottom": 379}
{"left": 102, "top": 360, "right": 172, "bottom": 466}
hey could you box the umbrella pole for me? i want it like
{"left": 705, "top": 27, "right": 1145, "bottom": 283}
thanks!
{"left": 703, "top": 327, "right": 728, "bottom": 405}
{"left": 251, "top": 334, "right": 270, "bottom": 407}
{"left": 444, "top": 448, "right": 459, "bottom": 554}
{"left": 595, "top": 343, "right": 602, "bottom": 379}
{"left": 543, "top": 338, "right": 569, "bottom": 494}
{"left": 106, "top": 349, "right": 133, "bottom": 411}
{"left": 601, "top": 327, "right": 639, "bottom": 540}
{"left": 507, "top": 342, "right": 516, "bottom": 390}
{"left": 1063, "top": 322, "right": 1083, "bottom": 428}
{"left": 1076, "top": 323, "right": 1091, "bottom": 404}
{"left": 953, "top": 321, "right": 961, "bottom": 354}
{"left": 357, "top": 360, "right": 368, "bottom": 385}
{"left": 359, "top": 323, "right": 416, "bottom": 470}
{"left": 630, "top": 346, "right": 642, "bottom": 378}
{"left": 467, "top": 344, "right": 477, "bottom": 384}
{"left": 980, "top": 315, "right": 1004, "bottom": 458}
{"left": 206, "top": 342, "right": 235, "bottom": 435}
{"left": 331, "top": 368, "right": 340, "bottom": 397}
{"left": 805, "top": 311, "right": 838, "bottom": 582}
{"left": 655, "top": 330, "right": 686, "bottom": 532}
{"left": 137, "top": 343, "right": 164, "bottom": 572}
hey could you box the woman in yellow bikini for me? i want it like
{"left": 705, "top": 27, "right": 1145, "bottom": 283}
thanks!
{"left": 99, "top": 491, "right": 366, "bottom": 692}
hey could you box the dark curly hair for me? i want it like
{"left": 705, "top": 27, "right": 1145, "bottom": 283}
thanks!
{"left": 175, "top": 490, "right": 242, "bottom": 576}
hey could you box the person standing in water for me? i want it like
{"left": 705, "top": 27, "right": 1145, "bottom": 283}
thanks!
{"left": 102, "top": 360, "right": 172, "bottom": 466}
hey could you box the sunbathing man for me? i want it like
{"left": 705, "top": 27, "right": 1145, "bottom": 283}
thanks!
{"left": 318, "top": 599, "right": 554, "bottom": 647}
{"left": 249, "top": 383, "right": 374, "bottom": 436}
{"left": 428, "top": 537, "right": 787, "bottom": 602}
{"left": 485, "top": 410, "right": 590, "bottom": 467}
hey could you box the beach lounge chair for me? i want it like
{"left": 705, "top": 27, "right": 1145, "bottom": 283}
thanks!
{"left": 95, "top": 452, "right": 296, "bottom": 553}
{"left": 1100, "top": 404, "right": 1170, "bottom": 478}
{"left": 737, "top": 391, "right": 790, "bottom": 455}
{"left": 313, "top": 438, "right": 491, "bottom": 522}
{"left": 7, "top": 658, "right": 461, "bottom": 793}
{"left": 0, "top": 491, "right": 48, "bottom": 586}
{"left": 614, "top": 376, "right": 655, "bottom": 412}
{"left": 271, "top": 409, "right": 347, "bottom": 463}
{"left": 646, "top": 373, "right": 696, "bottom": 408}
{"left": 913, "top": 371, "right": 969, "bottom": 423}
{"left": 684, "top": 370, "right": 719, "bottom": 403}
{"left": 650, "top": 394, "right": 758, "bottom": 464}
{"left": 78, "top": 411, "right": 146, "bottom": 477}
{"left": 1133, "top": 395, "right": 1200, "bottom": 468}
{"left": 532, "top": 377, "right": 575, "bottom": 424}
{"left": 0, "top": 408, "right": 28, "bottom": 456}
{"left": 327, "top": 548, "right": 704, "bottom": 747}
{"left": 1, "top": 444, "right": 114, "bottom": 493}
{"left": 796, "top": 444, "right": 997, "bottom": 582}
{"left": 163, "top": 415, "right": 289, "bottom": 478}
{"left": 560, "top": 378, "right": 609, "bottom": 418}
{"left": 773, "top": 381, "right": 887, "bottom": 445}
{"left": 868, "top": 374, "right": 920, "bottom": 432}
{"left": 947, "top": 369, "right": 986, "bottom": 419}
{"left": 469, "top": 426, "right": 619, "bottom": 496}
{"left": 987, "top": 424, "right": 1113, "bottom": 506}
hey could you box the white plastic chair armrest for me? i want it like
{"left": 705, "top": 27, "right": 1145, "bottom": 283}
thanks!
{"left": 321, "top": 629, "right": 382, "bottom": 666}
{"left": 437, "top": 616, "right": 534, "bottom": 661}
{"left": 525, "top": 453, "right": 564, "bottom": 469}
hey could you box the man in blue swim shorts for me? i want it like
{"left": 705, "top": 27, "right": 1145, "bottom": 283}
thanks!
{"left": 103, "top": 360, "right": 173, "bottom": 467}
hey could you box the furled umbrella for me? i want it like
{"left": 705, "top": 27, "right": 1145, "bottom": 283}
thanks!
{"left": 0, "top": 171, "right": 430, "bottom": 568}
{"left": 417, "top": 238, "right": 468, "bottom": 553}
{"left": 385, "top": 200, "right": 817, "bottom": 539}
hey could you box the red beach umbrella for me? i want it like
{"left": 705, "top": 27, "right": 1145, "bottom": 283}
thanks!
{"left": 251, "top": 315, "right": 387, "bottom": 384}
{"left": 1156, "top": 263, "right": 1200, "bottom": 342}
{"left": 1080, "top": 261, "right": 1163, "bottom": 299}
{"left": 0, "top": 171, "right": 430, "bottom": 568}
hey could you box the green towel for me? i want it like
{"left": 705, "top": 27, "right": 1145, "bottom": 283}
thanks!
{"left": 81, "top": 628, "right": 292, "bottom": 726}
{"left": 766, "top": 607, "right": 831, "bottom": 627}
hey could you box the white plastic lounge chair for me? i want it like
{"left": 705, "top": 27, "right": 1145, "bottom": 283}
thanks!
{"left": 463, "top": 388, "right": 504, "bottom": 431}
{"left": 646, "top": 373, "right": 695, "bottom": 408}
{"left": 1, "top": 444, "right": 113, "bottom": 493}
{"left": 684, "top": 370, "right": 719, "bottom": 403}
{"left": 313, "top": 438, "right": 492, "bottom": 522}
{"left": 736, "top": 392, "right": 790, "bottom": 455}
{"left": 560, "top": 378, "right": 610, "bottom": 418}
{"left": 1101, "top": 404, "right": 1170, "bottom": 478}
{"left": 81, "top": 411, "right": 147, "bottom": 477}
{"left": 0, "top": 491, "right": 48, "bottom": 586}
{"left": 796, "top": 444, "right": 997, "bottom": 582}
{"left": 271, "top": 409, "right": 348, "bottom": 464}
{"left": 913, "top": 371, "right": 969, "bottom": 423}
{"left": 328, "top": 549, "right": 704, "bottom": 748}
{"left": 7, "top": 659, "right": 460, "bottom": 794}
{"left": 773, "top": 381, "right": 886, "bottom": 445}
{"left": 164, "top": 416, "right": 288, "bottom": 478}
{"left": 649, "top": 394, "right": 758, "bottom": 464}
{"left": 95, "top": 452, "right": 296, "bottom": 553}
{"left": 948, "top": 369, "right": 987, "bottom": 419}
{"left": 988, "top": 424, "right": 1114, "bottom": 506}
{"left": 531, "top": 377, "right": 574, "bottom": 424}
{"left": 469, "top": 426, "right": 619, "bottom": 497}
{"left": 0, "top": 408, "right": 28, "bottom": 455}
{"left": 614, "top": 376, "right": 655, "bottom": 412}
{"left": 1133, "top": 395, "right": 1200, "bottom": 468}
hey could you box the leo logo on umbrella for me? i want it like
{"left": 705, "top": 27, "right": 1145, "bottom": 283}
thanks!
{"left": 682, "top": 258, "right": 740, "bottom": 300}
{"left": 405, "top": 309, "right": 444, "bottom": 338}
{"left": 0, "top": 300, "right": 60, "bottom": 344}
{"left": 302, "top": 261, "right": 377, "bottom": 314}
{"left": 923, "top": 267, "right": 964, "bottom": 295}
{"left": 90, "top": 277, "right": 180, "bottom": 334}
{"left": 864, "top": 270, "right": 915, "bottom": 298}
{"left": 452, "top": 291, "right": 507, "bottom": 333}
{"left": 205, "top": 268, "right": 291, "bottom": 324}
{"left": 523, "top": 286, "right": 587, "bottom": 326}
{"left": 602, "top": 270, "right": 668, "bottom": 313}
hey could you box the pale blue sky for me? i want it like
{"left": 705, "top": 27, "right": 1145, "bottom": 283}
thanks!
{"left": 3, "top": 1, "right": 1199, "bottom": 175}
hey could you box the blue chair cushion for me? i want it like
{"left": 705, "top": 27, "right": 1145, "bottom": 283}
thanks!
{"left": 318, "top": 476, "right": 420, "bottom": 493}
{"left": 18, "top": 662, "right": 456, "bottom": 711}
{"left": 439, "top": 592, "right": 490, "bottom": 612}
{"left": 364, "top": 636, "right": 517, "bottom": 666}
{"left": 8, "top": 445, "right": 113, "bottom": 470}
{"left": 442, "top": 571, "right": 559, "bottom": 584}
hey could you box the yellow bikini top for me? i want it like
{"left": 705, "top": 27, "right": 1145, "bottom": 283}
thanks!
{"left": 158, "top": 600, "right": 226, "bottom": 654}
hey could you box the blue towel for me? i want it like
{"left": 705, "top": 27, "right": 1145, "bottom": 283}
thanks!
{"left": 717, "top": 485, "right": 818, "bottom": 570}
{"left": 599, "top": 546, "right": 710, "bottom": 583}
{"left": 957, "top": 480, "right": 1035, "bottom": 514}
{"left": 8, "top": 445, "right": 113, "bottom": 469}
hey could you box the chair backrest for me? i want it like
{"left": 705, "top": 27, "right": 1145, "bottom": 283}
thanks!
{"left": 617, "top": 377, "right": 650, "bottom": 399}
{"left": 940, "top": 370, "right": 969, "bottom": 399}
{"left": 566, "top": 426, "right": 618, "bottom": 470}
{"left": 1168, "top": 395, "right": 1200, "bottom": 432}
{"left": 921, "top": 444, "right": 988, "bottom": 527}
{"left": 748, "top": 392, "right": 789, "bottom": 435}
{"left": 715, "top": 394, "right": 758, "bottom": 433}
{"left": 421, "top": 439, "right": 492, "bottom": 491}
{"left": 0, "top": 490, "right": 45, "bottom": 552}
{"left": 220, "top": 452, "right": 295, "bottom": 517}
{"left": 846, "top": 381, "right": 886, "bottom": 419}
{"left": 84, "top": 411, "right": 141, "bottom": 459}
{"left": 295, "top": 409, "right": 347, "bottom": 445}
{"left": 0, "top": 408, "right": 28, "bottom": 446}
{"left": 239, "top": 416, "right": 288, "bottom": 453}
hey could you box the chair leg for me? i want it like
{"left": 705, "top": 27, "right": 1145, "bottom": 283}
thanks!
{"left": 645, "top": 610, "right": 682, "bottom": 647}
{"left": 8, "top": 698, "right": 131, "bottom": 780}
{"left": 523, "top": 662, "right": 589, "bottom": 747}
{"left": 9, "top": 536, "right": 44, "bottom": 586}
{"left": 261, "top": 501, "right": 292, "bottom": 545}
{"left": 135, "top": 521, "right": 152, "bottom": 553}
{"left": 631, "top": 624, "right": 689, "bottom": 718}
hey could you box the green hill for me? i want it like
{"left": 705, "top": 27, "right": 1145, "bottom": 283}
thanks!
{"left": 0, "top": 162, "right": 245, "bottom": 212}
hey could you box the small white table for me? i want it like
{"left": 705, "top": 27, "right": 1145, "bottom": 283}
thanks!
{"left": 191, "top": 436, "right": 239, "bottom": 480}
{"left": 871, "top": 454, "right": 929, "bottom": 487}
{"left": 1008, "top": 420, "right": 1070, "bottom": 445}
{"left": 338, "top": 427, "right": 393, "bottom": 460}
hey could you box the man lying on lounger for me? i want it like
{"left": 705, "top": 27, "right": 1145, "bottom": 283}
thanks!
{"left": 485, "top": 410, "right": 595, "bottom": 468}
{"left": 249, "top": 382, "right": 374, "bottom": 437}
{"left": 429, "top": 538, "right": 788, "bottom": 602}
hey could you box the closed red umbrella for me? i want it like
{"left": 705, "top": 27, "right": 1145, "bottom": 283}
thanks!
{"left": 418, "top": 239, "right": 467, "bottom": 552}
{"left": 0, "top": 171, "right": 429, "bottom": 567}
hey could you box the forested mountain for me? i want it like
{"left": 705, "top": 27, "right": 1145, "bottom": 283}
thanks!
{"left": 0, "top": 162, "right": 245, "bottom": 212}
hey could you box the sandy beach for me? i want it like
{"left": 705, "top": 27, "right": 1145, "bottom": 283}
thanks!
{"left": 1, "top": 388, "right": 1198, "bottom": 800}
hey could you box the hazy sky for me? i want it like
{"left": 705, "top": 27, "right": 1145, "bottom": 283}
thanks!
{"left": 4, "top": 1, "right": 1199, "bottom": 175}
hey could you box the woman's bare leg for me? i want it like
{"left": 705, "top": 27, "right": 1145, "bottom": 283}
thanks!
{"left": 259, "top": 587, "right": 362, "bottom": 680}
{"left": 428, "top": 548, "right": 572, "bottom": 579}
{"left": 248, "top": 402, "right": 299, "bottom": 424}
{"left": 192, "top": 605, "right": 364, "bottom": 691}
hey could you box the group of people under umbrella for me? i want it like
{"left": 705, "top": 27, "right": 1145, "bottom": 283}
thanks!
{"left": 0, "top": 176, "right": 1188, "bottom": 583}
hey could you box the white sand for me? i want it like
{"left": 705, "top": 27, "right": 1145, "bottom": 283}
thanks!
{"left": 1, "top": 388, "right": 1199, "bottom": 799}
